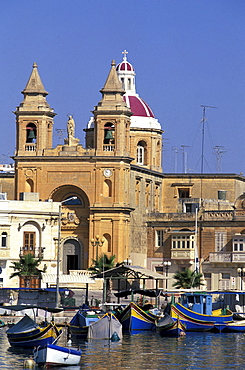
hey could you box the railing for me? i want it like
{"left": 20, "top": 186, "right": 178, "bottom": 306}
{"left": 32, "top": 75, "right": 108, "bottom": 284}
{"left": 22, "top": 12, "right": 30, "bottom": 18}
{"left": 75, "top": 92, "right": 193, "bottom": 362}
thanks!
{"left": 103, "top": 145, "right": 115, "bottom": 152}
{"left": 148, "top": 212, "right": 197, "bottom": 221}
{"left": 25, "top": 144, "right": 36, "bottom": 152}
{"left": 209, "top": 252, "right": 245, "bottom": 263}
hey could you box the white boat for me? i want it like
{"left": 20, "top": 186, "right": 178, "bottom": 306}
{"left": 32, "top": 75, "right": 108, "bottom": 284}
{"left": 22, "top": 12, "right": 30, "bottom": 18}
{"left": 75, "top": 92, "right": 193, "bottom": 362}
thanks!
{"left": 34, "top": 343, "right": 82, "bottom": 367}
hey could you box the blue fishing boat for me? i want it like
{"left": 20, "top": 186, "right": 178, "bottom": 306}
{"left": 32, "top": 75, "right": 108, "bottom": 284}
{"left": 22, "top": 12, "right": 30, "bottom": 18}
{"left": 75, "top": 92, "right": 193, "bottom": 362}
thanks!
{"left": 222, "top": 320, "right": 245, "bottom": 333}
{"left": 171, "top": 293, "right": 233, "bottom": 332}
{"left": 6, "top": 314, "right": 62, "bottom": 348}
{"left": 117, "top": 302, "right": 157, "bottom": 331}
{"left": 156, "top": 314, "right": 186, "bottom": 337}
{"left": 69, "top": 309, "right": 100, "bottom": 337}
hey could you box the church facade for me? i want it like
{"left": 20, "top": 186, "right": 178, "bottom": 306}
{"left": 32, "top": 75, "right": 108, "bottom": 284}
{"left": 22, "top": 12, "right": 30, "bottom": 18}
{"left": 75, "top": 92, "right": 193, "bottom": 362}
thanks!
{"left": 13, "top": 53, "right": 163, "bottom": 273}
{"left": 1, "top": 51, "right": 245, "bottom": 291}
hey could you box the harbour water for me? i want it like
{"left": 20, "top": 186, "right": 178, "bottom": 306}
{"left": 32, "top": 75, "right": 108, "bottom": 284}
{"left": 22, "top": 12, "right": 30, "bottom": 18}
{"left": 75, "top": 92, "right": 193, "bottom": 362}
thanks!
{"left": 1, "top": 326, "right": 245, "bottom": 370}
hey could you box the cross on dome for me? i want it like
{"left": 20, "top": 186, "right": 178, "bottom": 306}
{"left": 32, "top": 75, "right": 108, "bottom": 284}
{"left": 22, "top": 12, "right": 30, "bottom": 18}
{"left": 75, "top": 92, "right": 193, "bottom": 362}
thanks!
{"left": 122, "top": 50, "right": 128, "bottom": 61}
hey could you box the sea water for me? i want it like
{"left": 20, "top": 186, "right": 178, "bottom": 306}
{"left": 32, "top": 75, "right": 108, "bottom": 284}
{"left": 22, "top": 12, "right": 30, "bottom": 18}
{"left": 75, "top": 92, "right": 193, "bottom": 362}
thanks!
{"left": 1, "top": 327, "right": 245, "bottom": 369}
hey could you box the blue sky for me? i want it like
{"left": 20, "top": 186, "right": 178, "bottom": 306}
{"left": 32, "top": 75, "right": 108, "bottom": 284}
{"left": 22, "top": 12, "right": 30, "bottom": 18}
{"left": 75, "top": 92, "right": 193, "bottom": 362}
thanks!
{"left": 0, "top": 1, "right": 244, "bottom": 174}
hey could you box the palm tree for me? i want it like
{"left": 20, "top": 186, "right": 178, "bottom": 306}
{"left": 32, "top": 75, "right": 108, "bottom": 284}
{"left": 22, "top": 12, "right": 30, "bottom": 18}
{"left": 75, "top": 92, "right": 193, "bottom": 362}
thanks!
{"left": 88, "top": 254, "right": 116, "bottom": 274}
{"left": 89, "top": 254, "right": 116, "bottom": 302}
{"left": 10, "top": 253, "right": 46, "bottom": 288}
{"left": 172, "top": 268, "right": 204, "bottom": 289}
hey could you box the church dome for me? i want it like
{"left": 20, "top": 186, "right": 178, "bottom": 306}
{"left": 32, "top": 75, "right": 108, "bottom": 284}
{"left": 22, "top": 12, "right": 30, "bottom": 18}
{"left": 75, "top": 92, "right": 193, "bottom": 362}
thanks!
{"left": 124, "top": 95, "right": 155, "bottom": 118}
{"left": 116, "top": 60, "right": 134, "bottom": 72}
{"left": 116, "top": 50, "right": 161, "bottom": 130}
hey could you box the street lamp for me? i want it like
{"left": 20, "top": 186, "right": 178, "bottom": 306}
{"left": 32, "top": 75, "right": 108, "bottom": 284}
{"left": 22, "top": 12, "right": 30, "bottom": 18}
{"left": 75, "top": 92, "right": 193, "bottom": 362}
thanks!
{"left": 55, "top": 196, "right": 77, "bottom": 308}
{"left": 90, "top": 235, "right": 105, "bottom": 261}
{"left": 163, "top": 261, "right": 172, "bottom": 290}
{"left": 237, "top": 268, "right": 245, "bottom": 291}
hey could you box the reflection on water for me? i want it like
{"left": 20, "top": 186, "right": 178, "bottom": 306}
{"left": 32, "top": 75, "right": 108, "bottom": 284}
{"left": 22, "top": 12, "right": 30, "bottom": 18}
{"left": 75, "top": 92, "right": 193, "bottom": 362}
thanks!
{"left": 1, "top": 326, "right": 245, "bottom": 369}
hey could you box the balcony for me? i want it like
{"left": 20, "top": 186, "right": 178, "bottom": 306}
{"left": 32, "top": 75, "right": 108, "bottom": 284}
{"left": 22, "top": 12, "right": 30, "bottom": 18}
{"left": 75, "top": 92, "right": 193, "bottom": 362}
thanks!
{"left": 209, "top": 252, "right": 245, "bottom": 263}
{"left": 171, "top": 249, "right": 195, "bottom": 260}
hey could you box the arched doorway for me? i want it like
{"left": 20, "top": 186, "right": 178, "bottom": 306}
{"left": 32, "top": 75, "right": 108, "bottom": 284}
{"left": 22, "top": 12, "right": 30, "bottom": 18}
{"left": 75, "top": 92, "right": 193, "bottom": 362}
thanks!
{"left": 49, "top": 185, "right": 90, "bottom": 270}
{"left": 63, "top": 238, "right": 83, "bottom": 274}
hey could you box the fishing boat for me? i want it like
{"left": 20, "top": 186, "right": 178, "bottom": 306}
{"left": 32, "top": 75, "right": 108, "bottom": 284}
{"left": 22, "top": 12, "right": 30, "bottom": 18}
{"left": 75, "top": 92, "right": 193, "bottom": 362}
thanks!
{"left": 6, "top": 314, "right": 62, "bottom": 348}
{"left": 171, "top": 293, "right": 233, "bottom": 332}
{"left": 34, "top": 343, "right": 82, "bottom": 367}
{"left": 222, "top": 320, "right": 245, "bottom": 333}
{"left": 156, "top": 313, "right": 186, "bottom": 337}
{"left": 87, "top": 312, "right": 122, "bottom": 340}
{"left": 117, "top": 302, "right": 157, "bottom": 331}
{"left": 69, "top": 308, "right": 100, "bottom": 337}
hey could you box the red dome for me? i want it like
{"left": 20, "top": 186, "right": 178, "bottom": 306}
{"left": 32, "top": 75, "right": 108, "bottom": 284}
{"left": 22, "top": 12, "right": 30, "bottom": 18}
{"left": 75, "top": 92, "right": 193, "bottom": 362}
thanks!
{"left": 124, "top": 95, "right": 155, "bottom": 118}
{"left": 116, "top": 61, "right": 134, "bottom": 72}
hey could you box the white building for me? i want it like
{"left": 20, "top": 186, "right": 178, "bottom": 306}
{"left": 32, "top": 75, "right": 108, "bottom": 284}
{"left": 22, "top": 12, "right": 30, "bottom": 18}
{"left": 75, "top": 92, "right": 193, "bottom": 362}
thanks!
{"left": 0, "top": 192, "right": 59, "bottom": 288}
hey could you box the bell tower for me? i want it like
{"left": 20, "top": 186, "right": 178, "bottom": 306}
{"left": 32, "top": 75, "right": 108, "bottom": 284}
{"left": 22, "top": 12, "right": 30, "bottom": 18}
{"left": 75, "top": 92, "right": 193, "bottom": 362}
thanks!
{"left": 92, "top": 60, "right": 132, "bottom": 157}
{"left": 14, "top": 63, "right": 56, "bottom": 156}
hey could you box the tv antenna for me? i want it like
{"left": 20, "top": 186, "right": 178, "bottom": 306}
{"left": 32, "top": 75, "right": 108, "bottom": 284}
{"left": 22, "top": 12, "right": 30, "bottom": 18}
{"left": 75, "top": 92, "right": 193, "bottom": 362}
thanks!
{"left": 181, "top": 145, "right": 190, "bottom": 173}
{"left": 214, "top": 146, "right": 227, "bottom": 173}
{"left": 55, "top": 129, "right": 66, "bottom": 144}
{"left": 200, "top": 105, "right": 217, "bottom": 173}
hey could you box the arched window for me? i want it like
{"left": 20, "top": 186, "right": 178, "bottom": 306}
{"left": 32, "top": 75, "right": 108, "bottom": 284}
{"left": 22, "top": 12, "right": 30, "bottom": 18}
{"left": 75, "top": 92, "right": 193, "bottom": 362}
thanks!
{"left": 137, "top": 141, "right": 147, "bottom": 165}
{"left": 26, "top": 123, "right": 37, "bottom": 143}
{"left": 63, "top": 196, "right": 82, "bottom": 205}
{"left": 104, "top": 123, "right": 114, "bottom": 144}
{"left": 1, "top": 232, "right": 7, "bottom": 248}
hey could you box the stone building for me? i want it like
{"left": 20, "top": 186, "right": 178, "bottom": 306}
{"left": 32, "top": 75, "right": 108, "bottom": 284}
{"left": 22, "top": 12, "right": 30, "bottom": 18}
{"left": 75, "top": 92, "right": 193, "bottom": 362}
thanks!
{"left": 147, "top": 174, "right": 245, "bottom": 290}
{"left": 12, "top": 53, "right": 163, "bottom": 273}
{"left": 1, "top": 51, "right": 245, "bottom": 291}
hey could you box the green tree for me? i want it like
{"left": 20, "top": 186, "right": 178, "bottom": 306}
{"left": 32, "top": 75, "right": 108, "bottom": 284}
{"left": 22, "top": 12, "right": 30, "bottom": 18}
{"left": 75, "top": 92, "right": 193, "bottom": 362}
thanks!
{"left": 10, "top": 253, "right": 46, "bottom": 288}
{"left": 172, "top": 268, "right": 204, "bottom": 289}
{"left": 89, "top": 254, "right": 116, "bottom": 302}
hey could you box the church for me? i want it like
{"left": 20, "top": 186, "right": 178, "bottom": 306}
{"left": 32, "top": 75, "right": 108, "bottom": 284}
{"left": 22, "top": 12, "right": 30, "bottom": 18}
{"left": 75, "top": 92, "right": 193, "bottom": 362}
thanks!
{"left": 1, "top": 51, "right": 245, "bottom": 291}
{"left": 13, "top": 51, "right": 163, "bottom": 274}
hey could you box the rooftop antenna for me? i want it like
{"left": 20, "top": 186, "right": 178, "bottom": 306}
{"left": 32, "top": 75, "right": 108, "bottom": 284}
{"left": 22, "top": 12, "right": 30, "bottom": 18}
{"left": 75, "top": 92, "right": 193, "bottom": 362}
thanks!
{"left": 181, "top": 145, "right": 190, "bottom": 173}
{"left": 172, "top": 146, "right": 178, "bottom": 173}
{"left": 200, "top": 105, "right": 217, "bottom": 174}
{"left": 214, "top": 145, "right": 227, "bottom": 173}
{"left": 55, "top": 129, "right": 66, "bottom": 144}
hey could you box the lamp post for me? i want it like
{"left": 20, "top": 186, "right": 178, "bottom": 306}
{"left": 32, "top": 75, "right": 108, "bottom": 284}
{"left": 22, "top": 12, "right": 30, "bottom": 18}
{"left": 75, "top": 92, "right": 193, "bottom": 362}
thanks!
{"left": 237, "top": 268, "right": 245, "bottom": 291}
{"left": 163, "top": 261, "right": 172, "bottom": 290}
{"left": 90, "top": 235, "right": 105, "bottom": 261}
{"left": 55, "top": 196, "right": 77, "bottom": 308}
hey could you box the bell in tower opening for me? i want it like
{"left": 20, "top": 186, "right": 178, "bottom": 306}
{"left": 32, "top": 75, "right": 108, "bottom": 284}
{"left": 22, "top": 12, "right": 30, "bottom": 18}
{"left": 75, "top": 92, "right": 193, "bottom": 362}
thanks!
{"left": 26, "top": 124, "right": 36, "bottom": 143}
{"left": 104, "top": 123, "right": 114, "bottom": 145}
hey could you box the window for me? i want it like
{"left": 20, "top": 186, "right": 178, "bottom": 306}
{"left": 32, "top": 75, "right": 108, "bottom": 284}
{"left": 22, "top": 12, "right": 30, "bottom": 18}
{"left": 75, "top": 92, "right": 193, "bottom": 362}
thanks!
{"left": 137, "top": 141, "right": 147, "bottom": 165}
{"left": 156, "top": 230, "right": 164, "bottom": 248}
{"left": 137, "top": 146, "right": 144, "bottom": 165}
{"left": 172, "top": 234, "right": 195, "bottom": 249}
{"left": 184, "top": 203, "right": 199, "bottom": 213}
{"left": 1, "top": 232, "right": 7, "bottom": 248}
{"left": 23, "top": 232, "right": 36, "bottom": 253}
{"left": 215, "top": 231, "right": 227, "bottom": 252}
{"left": 233, "top": 237, "right": 245, "bottom": 252}
{"left": 178, "top": 188, "right": 190, "bottom": 198}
